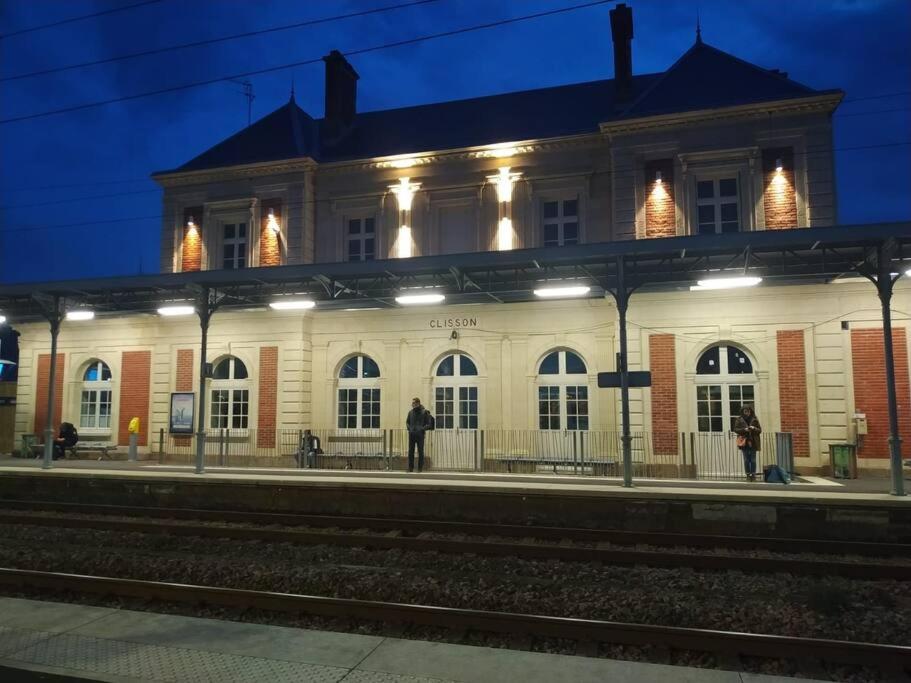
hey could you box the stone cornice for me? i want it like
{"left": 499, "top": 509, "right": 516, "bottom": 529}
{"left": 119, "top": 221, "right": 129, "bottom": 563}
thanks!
{"left": 599, "top": 93, "right": 844, "bottom": 135}
{"left": 152, "top": 157, "right": 317, "bottom": 188}
{"left": 317, "top": 134, "right": 606, "bottom": 175}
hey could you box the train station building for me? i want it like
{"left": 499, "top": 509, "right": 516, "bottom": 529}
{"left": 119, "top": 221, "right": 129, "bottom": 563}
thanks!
{"left": 2, "top": 4, "right": 909, "bottom": 483}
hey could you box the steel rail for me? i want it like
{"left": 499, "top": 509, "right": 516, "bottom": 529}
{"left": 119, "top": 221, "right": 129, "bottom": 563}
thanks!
{"left": 0, "top": 567, "right": 908, "bottom": 673}
{"left": 2, "top": 499, "right": 909, "bottom": 557}
{"left": 0, "top": 510, "right": 907, "bottom": 580}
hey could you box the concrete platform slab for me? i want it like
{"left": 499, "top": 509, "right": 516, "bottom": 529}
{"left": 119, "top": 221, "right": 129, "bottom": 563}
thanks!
{"left": 68, "top": 609, "right": 383, "bottom": 668}
{"left": 0, "top": 599, "right": 818, "bottom": 683}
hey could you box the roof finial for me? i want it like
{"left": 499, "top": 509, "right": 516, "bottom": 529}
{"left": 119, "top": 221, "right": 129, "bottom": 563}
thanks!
{"left": 696, "top": 8, "right": 702, "bottom": 44}
{"left": 289, "top": 78, "right": 296, "bottom": 103}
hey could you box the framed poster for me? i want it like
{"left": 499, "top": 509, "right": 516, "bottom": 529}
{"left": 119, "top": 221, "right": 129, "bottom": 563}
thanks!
{"left": 169, "top": 392, "right": 195, "bottom": 434}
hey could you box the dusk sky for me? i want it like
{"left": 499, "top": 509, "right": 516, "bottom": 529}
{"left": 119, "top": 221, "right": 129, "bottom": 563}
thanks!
{"left": 1, "top": 0, "right": 909, "bottom": 285}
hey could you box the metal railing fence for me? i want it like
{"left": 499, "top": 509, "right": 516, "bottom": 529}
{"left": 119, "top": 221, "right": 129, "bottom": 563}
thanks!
{"left": 150, "top": 427, "right": 794, "bottom": 481}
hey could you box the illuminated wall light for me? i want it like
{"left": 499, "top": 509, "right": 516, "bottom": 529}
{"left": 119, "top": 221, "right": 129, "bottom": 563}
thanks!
{"left": 66, "top": 310, "right": 95, "bottom": 321}
{"left": 157, "top": 305, "right": 195, "bottom": 316}
{"left": 395, "top": 293, "right": 445, "bottom": 305}
{"left": 267, "top": 209, "right": 280, "bottom": 233}
{"left": 655, "top": 170, "right": 663, "bottom": 184}
{"left": 533, "top": 285, "right": 592, "bottom": 298}
{"left": 390, "top": 177, "right": 421, "bottom": 258}
{"left": 775, "top": 158, "right": 783, "bottom": 173}
{"left": 497, "top": 217, "right": 514, "bottom": 251}
{"left": 486, "top": 145, "right": 519, "bottom": 158}
{"left": 489, "top": 167, "right": 521, "bottom": 251}
{"left": 186, "top": 216, "right": 197, "bottom": 231}
{"left": 690, "top": 276, "right": 763, "bottom": 291}
{"left": 396, "top": 225, "right": 413, "bottom": 259}
{"left": 0, "top": 315, "right": 6, "bottom": 325}
{"left": 269, "top": 300, "right": 316, "bottom": 310}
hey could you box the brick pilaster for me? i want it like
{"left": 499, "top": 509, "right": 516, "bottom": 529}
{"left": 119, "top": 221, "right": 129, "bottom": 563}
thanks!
{"left": 644, "top": 159, "right": 675, "bottom": 238}
{"left": 181, "top": 206, "right": 203, "bottom": 272}
{"left": 259, "top": 199, "right": 282, "bottom": 267}
{"left": 34, "top": 353, "right": 65, "bottom": 442}
{"left": 776, "top": 330, "right": 810, "bottom": 457}
{"left": 119, "top": 350, "right": 151, "bottom": 446}
{"left": 649, "top": 334, "right": 678, "bottom": 455}
{"left": 257, "top": 346, "right": 278, "bottom": 448}
{"left": 851, "top": 328, "right": 911, "bottom": 458}
{"left": 762, "top": 148, "right": 797, "bottom": 230}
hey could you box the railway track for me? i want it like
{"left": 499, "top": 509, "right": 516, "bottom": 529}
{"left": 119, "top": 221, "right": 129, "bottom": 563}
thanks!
{"left": 0, "top": 567, "right": 908, "bottom": 679}
{"left": 0, "top": 506, "right": 908, "bottom": 580}
{"left": 3, "top": 498, "right": 910, "bottom": 556}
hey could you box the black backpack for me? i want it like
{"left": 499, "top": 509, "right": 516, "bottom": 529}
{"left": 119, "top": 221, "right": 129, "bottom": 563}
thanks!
{"left": 60, "top": 422, "right": 79, "bottom": 447}
{"left": 425, "top": 410, "right": 435, "bottom": 431}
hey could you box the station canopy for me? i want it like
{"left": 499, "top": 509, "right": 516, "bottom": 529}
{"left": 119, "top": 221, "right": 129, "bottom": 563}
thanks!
{"left": 0, "top": 222, "right": 908, "bottom": 323}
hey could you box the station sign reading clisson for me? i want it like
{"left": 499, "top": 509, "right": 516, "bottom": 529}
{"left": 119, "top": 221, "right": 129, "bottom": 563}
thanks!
{"left": 429, "top": 317, "right": 478, "bottom": 329}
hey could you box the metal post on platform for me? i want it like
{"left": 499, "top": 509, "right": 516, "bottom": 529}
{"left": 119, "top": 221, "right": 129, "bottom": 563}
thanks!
{"left": 614, "top": 256, "right": 634, "bottom": 487}
{"left": 40, "top": 295, "right": 62, "bottom": 470}
{"left": 875, "top": 244, "right": 906, "bottom": 496}
{"left": 158, "top": 428, "right": 165, "bottom": 464}
{"left": 194, "top": 287, "right": 215, "bottom": 475}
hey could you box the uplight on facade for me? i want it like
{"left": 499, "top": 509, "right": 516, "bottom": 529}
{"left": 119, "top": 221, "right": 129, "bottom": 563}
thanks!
{"left": 391, "top": 177, "right": 421, "bottom": 259}
{"left": 489, "top": 167, "right": 521, "bottom": 251}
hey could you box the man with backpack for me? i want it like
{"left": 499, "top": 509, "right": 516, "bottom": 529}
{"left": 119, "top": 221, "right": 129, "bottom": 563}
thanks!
{"left": 53, "top": 422, "right": 78, "bottom": 460}
{"left": 406, "top": 397, "right": 433, "bottom": 473}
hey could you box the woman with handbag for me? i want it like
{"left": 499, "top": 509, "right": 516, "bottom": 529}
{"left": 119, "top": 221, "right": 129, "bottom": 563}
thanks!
{"left": 733, "top": 404, "right": 762, "bottom": 482}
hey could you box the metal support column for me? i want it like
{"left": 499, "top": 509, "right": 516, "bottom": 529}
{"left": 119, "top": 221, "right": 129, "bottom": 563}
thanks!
{"left": 875, "top": 245, "right": 905, "bottom": 496}
{"left": 615, "top": 256, "right": 633, "bottom": 487}
{"left": 41, "top": 296, "right": 62, "bottom": 470}
{"left": 194, "top": 288, "right": 215, "bottom": 475}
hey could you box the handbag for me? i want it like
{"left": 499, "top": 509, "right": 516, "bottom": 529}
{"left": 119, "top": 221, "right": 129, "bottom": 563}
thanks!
{"left": 736, "top": 435, "right": 748, "bottom": 448}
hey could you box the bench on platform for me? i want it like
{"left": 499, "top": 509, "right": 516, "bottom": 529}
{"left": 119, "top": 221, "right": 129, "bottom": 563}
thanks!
{"left": 28, "top": 439, "right": 119, "bottom": 461}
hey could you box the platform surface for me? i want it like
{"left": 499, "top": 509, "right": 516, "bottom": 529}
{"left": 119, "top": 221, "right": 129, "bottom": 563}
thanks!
{"left": 0, "top": 597, "right": 816, "bottom": 682}
{"left": 1, "top": 458, "right": 908, "bottom": 507}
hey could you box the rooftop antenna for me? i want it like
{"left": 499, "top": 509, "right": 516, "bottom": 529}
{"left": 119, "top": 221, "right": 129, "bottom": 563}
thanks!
{"left": 695, "top": 8, "right": 702, "bottom": 44}
{"left": 290, "top": 77, "right": 295, "bottom": 102}
{"left": 229, "top": 78, "right": 255, "bottom": 126}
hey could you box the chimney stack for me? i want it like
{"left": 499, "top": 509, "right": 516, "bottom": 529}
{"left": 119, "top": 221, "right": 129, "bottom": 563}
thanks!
{"left": 323, "top": 50, "right": 359, "bottom": 138}
{"left": 609, "top": 3, "right": 634, "bottom": 101}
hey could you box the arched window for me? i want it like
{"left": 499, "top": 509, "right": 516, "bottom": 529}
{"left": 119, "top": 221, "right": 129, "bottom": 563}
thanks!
{"left": 210, "top": 356, "right": 249, "bottom": 430}
{"left": 337, "top": 354, "right": 381, "bottom": 429}
{"left": 695, "top": 344, "right": 757, "bottom": 432}
{"left": 433, "top": 353, "right": 479, "bottom": 429}
{"left": 80, "top": 360, "right": 112, "bottom": 430}
{"left": 537, "top": 350, "right": 588, "bottom": 430}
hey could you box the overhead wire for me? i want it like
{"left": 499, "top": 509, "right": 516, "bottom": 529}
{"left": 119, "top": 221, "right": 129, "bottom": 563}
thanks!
{"left": 0, "top": 0, "right": 444, "bottom": 83}
{"left": 0, "top": 0, "right": 618, "bottom": 125}
{"left": 0, "top": 0, "right": 165, "bottom": 39}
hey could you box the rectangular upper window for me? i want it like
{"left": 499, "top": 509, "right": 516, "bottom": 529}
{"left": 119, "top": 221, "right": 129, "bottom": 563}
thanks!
{"left": 542, "top": 197, "right": 579, "bottom": 247}
{"left": 222, "top": 222, "right": 248, "bottom": 269}
{"left": 696, "top": 177, "right": 740, "bottom": 235}
{"left": 347, "top": 217, "right": 375, "bottom": 262}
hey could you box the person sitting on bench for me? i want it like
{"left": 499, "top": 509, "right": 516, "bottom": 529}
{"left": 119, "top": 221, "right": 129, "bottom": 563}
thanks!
{"left": 53, "top": 422, "right": 79, "bottom": 460}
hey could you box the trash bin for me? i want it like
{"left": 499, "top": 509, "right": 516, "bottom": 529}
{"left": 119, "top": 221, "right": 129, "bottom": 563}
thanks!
{"left": 829, "top": 443, "right": 857, "bottom": 479}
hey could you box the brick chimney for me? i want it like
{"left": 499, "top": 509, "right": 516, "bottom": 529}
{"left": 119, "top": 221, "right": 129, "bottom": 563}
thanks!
{"left": 323, "top": 50, "right": 359, "bottom": 138}
{"left": 610, "top": 3, "right": 634, "bottom": 101}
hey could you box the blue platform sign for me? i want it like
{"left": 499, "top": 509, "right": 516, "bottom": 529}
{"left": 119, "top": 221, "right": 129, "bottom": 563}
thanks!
{"left": 597, "top": 371, "right": 652, "bottom": 388}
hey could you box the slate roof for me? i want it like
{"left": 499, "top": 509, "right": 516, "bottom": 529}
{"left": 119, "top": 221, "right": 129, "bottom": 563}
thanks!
{"left": 162, "top": 39, "right": 840, "bottom": 175}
